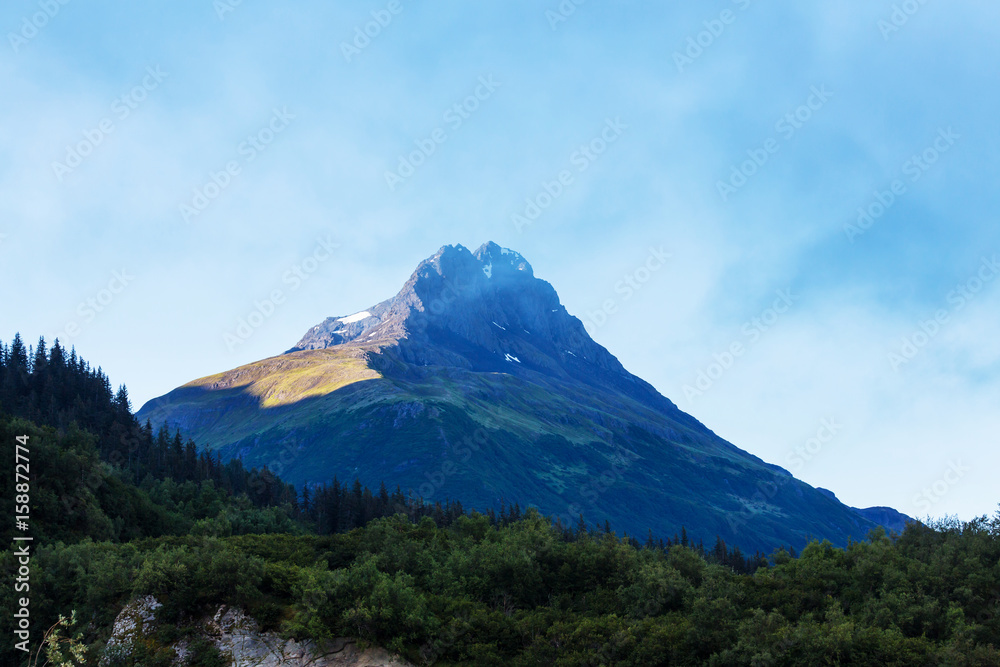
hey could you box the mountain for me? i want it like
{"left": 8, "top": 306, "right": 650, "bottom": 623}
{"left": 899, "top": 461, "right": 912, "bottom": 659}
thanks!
{"left": 817, "top": 488, "right": 917, "bottom": 535}
{"left": 139, "top": 242, "right": 882, "bottom": 552}
{"left": 852, "top": 507, "right": 914, "bottom": 535}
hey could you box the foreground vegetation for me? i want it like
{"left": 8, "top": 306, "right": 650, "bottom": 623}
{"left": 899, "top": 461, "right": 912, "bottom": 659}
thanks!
{"left": 2, "top": 335, "right": 998, "bottom": 665}
{"left": 3, "top": 509, "right": 999, "bottom": 665}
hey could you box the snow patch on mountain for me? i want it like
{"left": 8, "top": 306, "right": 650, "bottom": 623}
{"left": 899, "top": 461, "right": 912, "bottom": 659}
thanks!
{"left": 339, "top": 311, "right": 372, "bottom": 324}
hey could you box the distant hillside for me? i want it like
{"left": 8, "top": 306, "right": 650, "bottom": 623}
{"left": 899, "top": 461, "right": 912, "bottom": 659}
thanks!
{"left": 817, "top": 488, "right": 917, "bottom": 535}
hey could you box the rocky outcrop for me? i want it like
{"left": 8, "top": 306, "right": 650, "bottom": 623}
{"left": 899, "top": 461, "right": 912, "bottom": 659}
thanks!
{"left": 102, "top": 597, "right": 413, "bottom": 667}
{"left": 100, "top": 595, "right": 162, "bottom": 666}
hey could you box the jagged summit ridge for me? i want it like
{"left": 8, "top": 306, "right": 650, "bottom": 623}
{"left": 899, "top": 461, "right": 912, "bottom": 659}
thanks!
{"left": 473, "top": 241, "right": 534, "bottom": 278}
{"left": 291, "top": 242, "right": 531, "bottom": 352}
{"left": 290, "top": 241, "right": 566, "bottom": 356}
{"left": 289, "top": 241, "right": 678, "bottom": 413}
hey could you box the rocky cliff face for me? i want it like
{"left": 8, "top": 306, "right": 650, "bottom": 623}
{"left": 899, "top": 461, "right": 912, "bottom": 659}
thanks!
{"left": 100, "top": 596, "right": 163, "bottom": 666}
{"left": 101, "top": 597, "right": 413, "bottom": 667}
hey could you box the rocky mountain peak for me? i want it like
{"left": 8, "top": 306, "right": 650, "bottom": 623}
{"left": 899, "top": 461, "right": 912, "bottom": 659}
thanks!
{"left": 472, "top": 241, "right": 534, "bottom": 278}
{"left": 291, "top": 242, "right": 554, "bottom": 354}
{"left": 406, "top": 241, "right": 533, "bottom": 294}
{"left": 288, "top": 242, "right": 666, "bottom": 406}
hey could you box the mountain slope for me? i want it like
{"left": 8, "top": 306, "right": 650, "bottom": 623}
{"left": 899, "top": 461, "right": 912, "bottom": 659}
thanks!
{"left": 140, "top": 242, "right": 880, "bottom": 552}
{"left": 817, "top": 488, "right": 917, "bottom": 534}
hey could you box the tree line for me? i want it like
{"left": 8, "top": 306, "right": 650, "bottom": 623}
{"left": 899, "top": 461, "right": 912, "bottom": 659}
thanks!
{"left": 0, "top": 334, "right": 296, "bottom": 507}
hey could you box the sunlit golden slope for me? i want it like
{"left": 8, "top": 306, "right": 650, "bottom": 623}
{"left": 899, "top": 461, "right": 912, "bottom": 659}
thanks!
{"left": 183, "top": 348, "right": 381, "bottom": 408}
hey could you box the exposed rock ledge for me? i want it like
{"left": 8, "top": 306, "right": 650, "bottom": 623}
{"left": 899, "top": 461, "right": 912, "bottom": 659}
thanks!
{"left": 102, "top": 596, "right": 414, "bottom": 667}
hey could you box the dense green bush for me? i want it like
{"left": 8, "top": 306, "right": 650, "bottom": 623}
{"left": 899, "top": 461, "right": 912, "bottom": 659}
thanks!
{"left": 6, "top": 507, "right": 999, "bottom": 665}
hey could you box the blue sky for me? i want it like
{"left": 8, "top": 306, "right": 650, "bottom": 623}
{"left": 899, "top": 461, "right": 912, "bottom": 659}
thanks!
{"left": 2, "top": 1, "right": 998, "bottom": 521}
